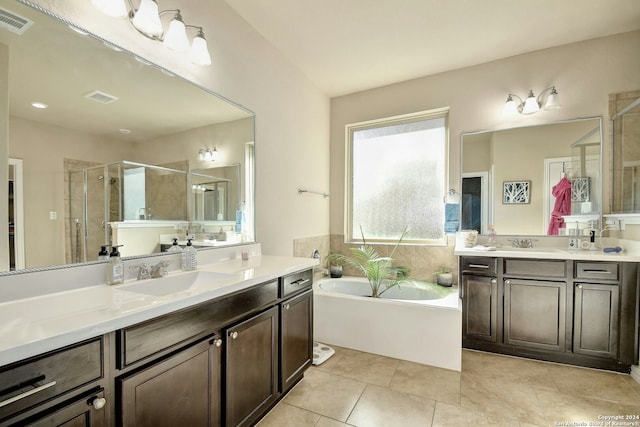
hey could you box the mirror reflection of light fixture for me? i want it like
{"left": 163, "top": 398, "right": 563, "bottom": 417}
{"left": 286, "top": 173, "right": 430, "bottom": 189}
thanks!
{"left": 91, "top": 0, "right": 212, "bottom": 66}
{"left": 503, "top": 86, "right": 562, "bottom": 116}
{"left": 198, "top": 148, "right": 218, "bottom": 162}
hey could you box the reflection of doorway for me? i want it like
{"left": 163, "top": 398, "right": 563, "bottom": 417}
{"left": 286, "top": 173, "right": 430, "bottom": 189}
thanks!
{"left": 8, "top": 159, "right": 25, "bottom": 270}
{"left": 461, "top": 172, "right": 489, "bottom": 234}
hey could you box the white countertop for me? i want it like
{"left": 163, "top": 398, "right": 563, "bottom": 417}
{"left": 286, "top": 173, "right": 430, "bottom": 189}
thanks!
{"left": 0, "top": 254, "right": 318, "bottom": 367}
{"left": 454, "top": 236, "right": 640, "bottom": 262}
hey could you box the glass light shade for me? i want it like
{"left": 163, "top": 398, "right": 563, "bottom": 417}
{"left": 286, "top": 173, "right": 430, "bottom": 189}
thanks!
{"left": 204, "top": 150, "right": 213, "bottom": 161}
{"left": 210, "top": 148, "right": 218, "bottom": 161}
{"left": 91, "top": 0, "right": 128, "bottom": 18}
{"left": 521, "top": 91, "right": 540, "bottom": 115}
{"left": 131, "top": 0, "right": 163, "bottom": 36}
{"left": 190, "top": 33, "right": 212, "bottom": 66}
{"left": 163, "top": 17, "right": 190, "bottom": 51}
{"left": 503, "top": 95, "right": 518, "bottom": 116}
{"left": 544, "top": 89, "right": 562, "bottom": 110}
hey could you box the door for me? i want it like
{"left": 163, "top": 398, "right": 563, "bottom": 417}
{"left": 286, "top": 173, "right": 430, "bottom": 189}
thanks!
{"left": 462, "top": 275, "right": 497, "bottom": 342}
{"left": 280, "top": 289, "right": 313, "bottom": 392}
{"left": 118, "top": 337, "right": 221, "bottom": 427}
{"left": 225, "top": 306, "right": 278, "bottom": 427}
{"left": 573, "top": 283, "right": 619, "bottom": 359}
{"left": 504, "top": 279, "right": 566, "bottom": 351}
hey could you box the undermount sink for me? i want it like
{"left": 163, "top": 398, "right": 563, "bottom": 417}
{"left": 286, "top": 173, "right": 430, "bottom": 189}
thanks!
{"left": 118, "top": 270, "right": 237, "bottom": 297}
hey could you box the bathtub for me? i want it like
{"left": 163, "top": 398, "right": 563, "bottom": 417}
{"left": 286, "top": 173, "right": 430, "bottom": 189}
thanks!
{"left": 313, "top": 277, "right": 462, "bottom": 371}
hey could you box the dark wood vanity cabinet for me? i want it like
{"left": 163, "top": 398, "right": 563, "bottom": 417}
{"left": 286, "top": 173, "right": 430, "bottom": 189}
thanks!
{"left": 279, "top": 289, "right": 313, "bottom": 393}
{"left": 461, "top": 256, "right": 638, "bottom": 372}
{"left": 118, "top": 336, "right": 222, "bottom": 427}
{"left": 224, "top": 307, "right": 278, "bottom": 427}
{"left": 0, "top": 337, "right": 107, "bottom": 427}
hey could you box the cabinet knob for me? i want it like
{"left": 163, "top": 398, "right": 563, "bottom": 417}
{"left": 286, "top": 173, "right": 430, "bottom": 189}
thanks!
{"left": 214, "top": 338, "right": 222, "bottom": 347}
{"left": 284, "top": 303, "right": 290, "bottom": 310}
{"left": 577, "top": 284, "right": 583, "bottom": 289}
{"left": 90, "top": 397, "right": 106, "bottom": 410}
{"left": 229, "top": 331, "right": 239, "bottom": 340}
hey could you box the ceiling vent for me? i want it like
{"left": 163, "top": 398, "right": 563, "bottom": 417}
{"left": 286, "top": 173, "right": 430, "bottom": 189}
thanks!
{"left": 0, "top": 7, "right": 33, "bottom": 35}
{"left": 84, "top": 90, "right": 119, "bottom": 105}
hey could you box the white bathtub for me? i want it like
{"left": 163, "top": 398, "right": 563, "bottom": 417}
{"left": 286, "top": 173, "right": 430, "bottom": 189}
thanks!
{"left": 313, "top": 277, "right": 462, "bottom": 371}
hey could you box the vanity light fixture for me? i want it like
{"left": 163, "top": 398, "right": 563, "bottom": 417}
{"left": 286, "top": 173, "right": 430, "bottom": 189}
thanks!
{"left": 503, "top": 86, "right": 562, "bottom": 116}
{"left": 198, "top": 148, "right": 218, "bottom": 162}
{"left": 91, "top": 0, "right": 212, "bottom": 66}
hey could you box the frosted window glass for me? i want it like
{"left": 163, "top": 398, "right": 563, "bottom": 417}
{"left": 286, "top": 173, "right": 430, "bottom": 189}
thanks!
{"left": 350, "top": 115, "right": 446, "bottom": 242}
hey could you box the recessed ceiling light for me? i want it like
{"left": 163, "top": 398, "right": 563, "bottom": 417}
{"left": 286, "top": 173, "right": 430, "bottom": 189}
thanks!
{"left": 31, "top": 102, "right": 48, "bottom": 109}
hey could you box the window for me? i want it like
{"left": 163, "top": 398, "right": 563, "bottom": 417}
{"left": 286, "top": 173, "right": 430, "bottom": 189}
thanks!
{"left": 346, "top": 108, "right": 448, "bottom": 244}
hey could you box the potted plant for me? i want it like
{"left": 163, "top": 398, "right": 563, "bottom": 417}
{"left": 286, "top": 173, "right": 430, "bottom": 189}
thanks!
{"left": 326, "top": 255, "right": 344, "bottom": 278}
{"left": 326, "top": 226, "right": 443, "bottom": 298}
{"left": 434, "top": 266, "right": 454, "bottom": 287}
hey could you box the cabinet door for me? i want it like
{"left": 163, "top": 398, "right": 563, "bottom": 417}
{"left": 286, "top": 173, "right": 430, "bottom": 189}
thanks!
{"left": 118, "top": 337, "right": 221, "bottom": 427}
{"left": 280, "top": 289, "right": 313, "bottom": 392}
{"left": 225, "top": 306, "right": 278, "bottom": 427}
{"left": 463, "top": 275, "right": 497, "bottom": 342}
{"left": 573, "top": 283, "right": 619, "bottom": 359}
{"left": 24, "top": 390, "right": 106, "bottom": 427}
{"left": 504, "top": 279, "right": 566, "bottom": 351}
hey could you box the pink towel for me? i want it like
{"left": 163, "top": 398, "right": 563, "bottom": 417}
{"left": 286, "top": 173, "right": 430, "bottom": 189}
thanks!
{"left": 547, "top": 176, "right": 572, "bottom": 235}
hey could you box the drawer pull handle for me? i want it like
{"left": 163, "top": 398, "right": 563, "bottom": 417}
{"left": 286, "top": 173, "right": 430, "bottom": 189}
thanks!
{"left": 582, "top": 270, "right": 611, "bottom": 274}
{"left": 0, "top": 380, "right": 57, "bottom": 408}
{"left": 293, "top": 279, "right": 311, "bottom": 286}
{"left": 469, "top": 264, "right": 489, "bottom": 269}
{"left": 90, "top": 397, "right": 107, "bottom": 410}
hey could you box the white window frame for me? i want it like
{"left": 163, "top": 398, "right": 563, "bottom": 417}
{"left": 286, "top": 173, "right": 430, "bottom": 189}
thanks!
{"left": 345, "top": 107, "right": 450, "bottom": 245}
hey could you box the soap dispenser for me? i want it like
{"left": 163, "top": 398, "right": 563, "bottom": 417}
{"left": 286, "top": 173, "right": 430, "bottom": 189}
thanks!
{"left": 181, "top": 238, "right": 197, "bottom": 271}
{"left": 106, "top": 245, "right": 124, "bottom": 285}
{"left": 167, "top": 237, "right": 183, "bottom": 253}
{"left": 98, "top": 245, "right": 110, "bottom": 261}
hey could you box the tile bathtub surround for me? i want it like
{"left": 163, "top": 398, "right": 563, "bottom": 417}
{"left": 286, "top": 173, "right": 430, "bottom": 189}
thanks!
{"left": 258, "top": 347, "right": 640, "bottom": 427}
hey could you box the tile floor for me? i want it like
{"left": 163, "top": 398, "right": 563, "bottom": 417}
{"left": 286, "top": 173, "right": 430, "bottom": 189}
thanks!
{"left": 258, "top": 346, "right": 640, "bottom": 427}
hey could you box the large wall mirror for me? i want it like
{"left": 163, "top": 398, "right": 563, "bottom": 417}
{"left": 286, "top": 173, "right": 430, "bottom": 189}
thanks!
{"left": 1, "top": 0, "right": 256, "bottom": 272}
{"left": 461, "top": 118, "right": 602, "bottom": 236}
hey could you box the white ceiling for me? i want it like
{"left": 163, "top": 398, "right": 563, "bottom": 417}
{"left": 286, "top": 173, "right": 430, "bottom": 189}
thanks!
{"left": 225, "top": 0, "right": 640, "bottom": 97}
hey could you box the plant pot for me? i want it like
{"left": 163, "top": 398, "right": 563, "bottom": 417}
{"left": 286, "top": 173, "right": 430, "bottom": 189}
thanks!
{"left": 329, "top": 265, "right": 343, "bottom": 278}
{"left": 436, "top": 273, "right": 453, "bottom": 287}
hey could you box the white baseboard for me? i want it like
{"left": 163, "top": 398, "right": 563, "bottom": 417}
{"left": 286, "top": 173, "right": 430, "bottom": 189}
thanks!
{"left": 631, "top": 365, "right": 640, "bottom": 384}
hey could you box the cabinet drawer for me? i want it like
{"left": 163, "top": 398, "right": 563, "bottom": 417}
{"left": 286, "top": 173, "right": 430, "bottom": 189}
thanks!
{"left": 280, "top": 269, "right": 313, "bottom": 298}
{"left": 0, "top": 338, "right": 103, "bottom": 420}
{"left": 575, "top": 262, "right": 618, "bottom": 281}
{"left": 119, "top": 280, "right": 278, "bottom": 367}
{"left": 504, "top": 259, "right": 566, "bottom": 278}
{"left": 461, "top": 257, "right": 497, "bottom": 276}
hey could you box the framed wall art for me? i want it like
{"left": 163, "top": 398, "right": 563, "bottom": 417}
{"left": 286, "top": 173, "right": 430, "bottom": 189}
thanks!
{"left": 503, "top": 181, "right": 530, "bottom": 204}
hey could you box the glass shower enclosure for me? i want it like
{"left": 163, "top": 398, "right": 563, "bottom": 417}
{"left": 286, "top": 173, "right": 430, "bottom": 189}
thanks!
{"left": 68, "top": 161, "right": 187, "bottom": 263}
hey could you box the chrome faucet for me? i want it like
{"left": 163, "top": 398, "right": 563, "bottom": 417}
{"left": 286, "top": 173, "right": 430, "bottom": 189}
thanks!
{"left": 150, "top": 261, "right": 169, "bottom": 278}
{"left": 129, "top": 263, "right": 150, "bottom": 280}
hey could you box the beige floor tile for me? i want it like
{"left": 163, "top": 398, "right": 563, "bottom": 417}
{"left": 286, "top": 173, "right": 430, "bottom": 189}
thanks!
{"left": 316, "top": 417, "right": 355, "bottom": 427}
{"left": 472, "top": 352, "right": 559, "bottom": 392}
{"left": 256, "top": 403, "right": 320, "bottom": 427}
{"left": 346, "top": 384, "right": 435, "bottom": 427}
{"left": 432, "top": 401, "right": 533, "bottom": 426}
{"left": 283, "top": 368, "right": 366, "bottom": 422}
{"left": 320, "top": 349, "right": 400, "bottom": 387}
{"left": 460, "top": 372, "right": 547, "bottom": 425}
{"left": 389, "top": 360, "right": 461, "bottom": 405}
{"left": 621, "top": 374, "right": 640, "bottom": 397}
{"left": 546, "top": 363, "right": 640, "bottom": 405}
{"left": 536, "top": 388, "right": 629, "bottom": 425}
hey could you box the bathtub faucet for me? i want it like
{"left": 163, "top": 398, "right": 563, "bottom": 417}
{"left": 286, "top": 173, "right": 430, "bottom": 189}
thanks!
{"left": 311, "top": 249, "right": 328, "bottom": 275}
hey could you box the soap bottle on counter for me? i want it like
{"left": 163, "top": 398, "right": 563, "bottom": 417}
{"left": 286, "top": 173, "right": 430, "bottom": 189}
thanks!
{"left": 487, "top": 225, "right": 497, "bottom": 245}
{"left": 181, "top": 238, "right": 197, "bottom": 271}
{"left": 167, "top": 237, "right": 183, "bottom": 253}
{"left": 106, "top": 245, "right": 124, "bottom": 285}
{"left": 98, "top": 245, "right": 110, "bottom": 261}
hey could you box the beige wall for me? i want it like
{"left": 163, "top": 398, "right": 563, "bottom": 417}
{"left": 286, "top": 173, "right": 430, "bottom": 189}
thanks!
{"left": 0, "top": 45, "right": 8, "bottom": 270}
{"left": 331, "top": 31, "right": 640, "bottom": 244}
{"left": 26, "top": 0, "right": 331, "bottom": 257}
